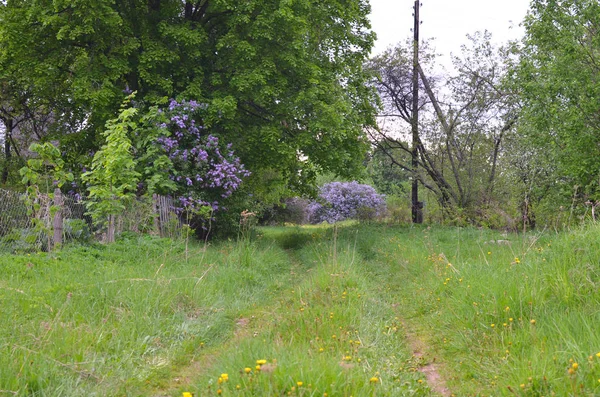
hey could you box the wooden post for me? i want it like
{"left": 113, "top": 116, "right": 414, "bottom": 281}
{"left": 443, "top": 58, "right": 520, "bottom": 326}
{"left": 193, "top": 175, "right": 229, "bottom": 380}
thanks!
{"left": 52, "top": 188, "right": 63, "bottom": 248}
{"left": 152, "top": 194, "right": 160, "bottom": 236}
{"left": 107, "top": 214, "right": 115, "bottom": 243}
{"left": 411, "top": 0, "right": 423, "bottom": 224}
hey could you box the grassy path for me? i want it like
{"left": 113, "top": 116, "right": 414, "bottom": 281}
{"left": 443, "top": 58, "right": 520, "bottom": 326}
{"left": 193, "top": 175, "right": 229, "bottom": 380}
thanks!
{"left": 161, "top": 226, "right": 438, "bottom": 396}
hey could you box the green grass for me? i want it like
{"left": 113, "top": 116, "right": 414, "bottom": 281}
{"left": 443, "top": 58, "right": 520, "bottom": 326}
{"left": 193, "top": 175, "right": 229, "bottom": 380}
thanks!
{"left": 1, "top": 223, "right": 599, "bottom": 396}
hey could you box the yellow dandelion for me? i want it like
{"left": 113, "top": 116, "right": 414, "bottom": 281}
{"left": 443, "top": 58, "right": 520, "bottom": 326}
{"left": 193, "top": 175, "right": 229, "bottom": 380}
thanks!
{"left": 491, "top": 324, "right": 495, "bottom": 328}
{"left": 182, "top": 393, "right": 193, "bottom": 397}
{"left": 297, "top": 381, "right": 303, "bottom": 387}
{"left": 221, "top": 373, "right": 229, "bottom": 381}
{"left": 596, "top": 352, "right": 600, "bottom": 358}
{"left": 217, "top": 389, "right": 222, "bottom": 395}
{"left": 369, "top": 377, "right": 379, "bottom": 383}
{"left": 256, "top": 359, "right": 267, "bottom": 365}
{"left": 530, "top": 319, "right": 536, "bottom": 325}
{"left": 572, "top": 363, "right": 579, "bottom": 370}
{"left": 244, "top": 367, "right": 252, "bottom": 374}
{"left": 255, "top": 365, "right": 261, "bottom": 371}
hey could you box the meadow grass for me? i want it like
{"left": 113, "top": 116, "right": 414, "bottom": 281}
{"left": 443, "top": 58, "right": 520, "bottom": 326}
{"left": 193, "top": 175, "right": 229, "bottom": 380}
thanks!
{"left": 355, "top": 224, "right": 600, "bottom": 396}
{"left": 1, "top": 223, "right": 599, "bottom": 396}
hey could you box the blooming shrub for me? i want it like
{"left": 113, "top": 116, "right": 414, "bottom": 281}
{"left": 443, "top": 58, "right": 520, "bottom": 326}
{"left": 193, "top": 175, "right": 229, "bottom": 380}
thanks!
{"left": 156, "top": 99, "right": 250, "bottom": 213}
{"left": 308, "top": 181, "right": 386, "bottom": 224}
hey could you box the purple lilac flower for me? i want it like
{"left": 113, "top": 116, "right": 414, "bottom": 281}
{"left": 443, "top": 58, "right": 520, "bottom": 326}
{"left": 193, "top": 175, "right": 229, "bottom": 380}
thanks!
{"left": 308, "top": 181, "right": 386, "bottom": 224}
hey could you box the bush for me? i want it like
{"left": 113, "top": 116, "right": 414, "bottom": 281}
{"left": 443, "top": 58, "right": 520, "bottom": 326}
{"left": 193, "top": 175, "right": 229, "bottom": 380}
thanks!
{"left": 308, "top": 181, "right": 386, "bottom": 224}
{"left": 259, "top": 197, "right": 310, "bottom": 225}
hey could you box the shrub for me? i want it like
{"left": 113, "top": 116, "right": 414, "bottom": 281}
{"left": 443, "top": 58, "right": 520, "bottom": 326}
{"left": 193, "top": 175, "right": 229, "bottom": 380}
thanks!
{"left": 308, "top": 181, "right": 386, "bottom": 224}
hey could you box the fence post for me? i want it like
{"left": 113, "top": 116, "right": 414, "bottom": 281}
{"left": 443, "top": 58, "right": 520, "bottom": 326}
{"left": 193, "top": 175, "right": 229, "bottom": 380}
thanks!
{"left": 52, "top": 188, "right": 63, "bottom": 249}
{"left": 152, "top": 194, "right": 160, "bottom": 236}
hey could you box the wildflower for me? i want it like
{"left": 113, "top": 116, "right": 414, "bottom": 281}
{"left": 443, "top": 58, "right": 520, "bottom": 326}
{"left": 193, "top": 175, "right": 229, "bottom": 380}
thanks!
{"left": 514, "top": 257, "right": 521, "bottom": 264}
{"left": 491, "top": 324, "right": 495, "bottom": 328}
{"left": 255, "top": 365, "right": 261, "bottom": 371}
{"left": 505, "top": 306, "right": 510, "bottom": 312}
{"left": 572, "top": 363, "right": 579, "bottom": 370}
{"left": 244, "top": 367, "right": 252, "bottom": 374}
{"left": 182, "top": 393, "right": 193, "bottom": 397}
{"left": 217, "top": 390, "right": 222, "bottom": 395}
{"left": 256, "top": 359, "right": 267, "bottom": 365}
{"left": 370, "top": 377, "right": 379, "bottom": 383}
{"left": 530, "top": 319, "right": 536, "bottom": 325}
{"left": 417, "top": 379, "right": 423, "bottom": 384}
{"left": 297, "top": 381, "right": 303, "bottom": 387}
{"left": 596, "top": 352, "right": 600, "bottom": 358}
{"left": 221, "top": 373, "right": 229, "bottom": 381}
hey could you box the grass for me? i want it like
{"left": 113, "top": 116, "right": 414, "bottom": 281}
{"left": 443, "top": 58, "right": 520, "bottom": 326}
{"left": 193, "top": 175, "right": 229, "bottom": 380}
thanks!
{"left": 1, "top": 223, "right": 599, "bottom": 396}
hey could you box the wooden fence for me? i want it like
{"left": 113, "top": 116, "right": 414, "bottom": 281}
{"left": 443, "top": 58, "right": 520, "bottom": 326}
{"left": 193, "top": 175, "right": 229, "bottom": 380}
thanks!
{"left": 0, "top": 188, "right": 181, "bottom": 252}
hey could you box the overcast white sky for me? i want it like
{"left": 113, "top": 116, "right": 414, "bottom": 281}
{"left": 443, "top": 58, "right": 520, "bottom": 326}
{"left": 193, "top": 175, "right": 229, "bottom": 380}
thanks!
{"left": 368, "top": 0, "right": 531, "bottom": 69}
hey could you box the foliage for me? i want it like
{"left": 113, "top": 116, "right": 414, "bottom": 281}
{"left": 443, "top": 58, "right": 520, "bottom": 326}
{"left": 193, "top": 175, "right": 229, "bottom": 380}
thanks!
{"left": 367, "top": 33, "right": 518, "bottom": 221}
{"left": 308, "top": 181, "right": 386, "bottom": 224}
{"left": 18, "top": 142, "right": 74, "bottom": 249}
{"left": 515, "top": 0, "right": 600, "bottom": 200}
{"left": 154, "top": 99, "right": 250, "bottom": 212}
{"left": 82, "top": 97, "right": 140, "bottom": 232}
{"left": 0, "top": 0, "right": 377, "bottom": 192}
{"left": 259, "top": 197, "right": 310, "bottom": 225}
{"left": 20, "top": 142, "right": 73, "bottom": 193}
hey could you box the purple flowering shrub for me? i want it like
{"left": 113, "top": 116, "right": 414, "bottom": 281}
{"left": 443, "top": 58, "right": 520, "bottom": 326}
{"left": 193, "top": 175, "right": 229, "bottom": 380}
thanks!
{"left": 156, "top": 99, "right": 250, "bottom": 213}
{"left": 308, "top": 181, "right": 386, "bottom": 224}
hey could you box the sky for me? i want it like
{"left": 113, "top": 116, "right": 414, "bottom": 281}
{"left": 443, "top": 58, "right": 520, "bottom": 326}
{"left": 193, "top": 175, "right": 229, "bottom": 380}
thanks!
{"left": 368, "top": 0, "right": 531, "bottom": 70}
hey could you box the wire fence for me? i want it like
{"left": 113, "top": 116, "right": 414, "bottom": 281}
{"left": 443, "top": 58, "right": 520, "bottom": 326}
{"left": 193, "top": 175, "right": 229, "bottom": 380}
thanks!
{"left": 0, "top": 188, "right": 181, "bottom": 253}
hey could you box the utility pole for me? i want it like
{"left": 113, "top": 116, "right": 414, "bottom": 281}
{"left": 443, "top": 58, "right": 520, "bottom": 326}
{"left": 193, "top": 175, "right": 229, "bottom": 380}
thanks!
{"left": 411, "top": 0, "right": 423, "bottom": 223}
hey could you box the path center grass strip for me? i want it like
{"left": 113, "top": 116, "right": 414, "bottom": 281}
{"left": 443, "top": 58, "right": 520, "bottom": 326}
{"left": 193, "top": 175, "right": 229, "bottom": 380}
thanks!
{"left": 173, "top": 225, "right": 432, "bottom": 396}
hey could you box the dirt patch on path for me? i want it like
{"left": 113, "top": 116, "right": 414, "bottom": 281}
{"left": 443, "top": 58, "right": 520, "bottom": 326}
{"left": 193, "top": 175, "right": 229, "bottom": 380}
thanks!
{"left": 392, "top": 304, "right": 452, "bottom": 397}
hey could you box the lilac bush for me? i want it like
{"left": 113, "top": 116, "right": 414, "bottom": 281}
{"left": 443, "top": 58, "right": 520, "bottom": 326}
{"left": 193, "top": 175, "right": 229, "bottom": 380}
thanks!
{"left": 157, "top": 99, "right": 250, "bottom": 212}
{"left": 308, "top": 181, "right": 386, "bottom": 224}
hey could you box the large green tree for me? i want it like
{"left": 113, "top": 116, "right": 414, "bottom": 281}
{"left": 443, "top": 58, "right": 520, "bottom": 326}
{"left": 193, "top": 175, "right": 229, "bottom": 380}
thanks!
{"left": 517, "top": 0, "right": 600, "bottom": 200}
{"left": 0, "top": 0, "right": 377, "bottom": 191}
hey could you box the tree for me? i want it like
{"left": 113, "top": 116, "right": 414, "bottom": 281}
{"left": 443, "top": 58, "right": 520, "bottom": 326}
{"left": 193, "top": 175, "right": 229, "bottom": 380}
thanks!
{"left": 367, "top": 32, "right": 518, "bottom": 223}
{"left": 82, "top": 98, "right": 141, "bottom": 243}
{"left": 516, "top": 0, "right": 600, "bottom": 202}
{"left": 0, "top": 0, "right": 377, "bottom": 195}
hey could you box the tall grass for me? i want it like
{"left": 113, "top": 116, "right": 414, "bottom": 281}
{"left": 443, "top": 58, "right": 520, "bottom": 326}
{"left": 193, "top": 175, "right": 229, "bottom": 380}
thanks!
{"left": 1, "top": 223, "right": 599, "bottom": 396}
{"left": 358, "top": 224, "right": 600, "bottom": 396}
